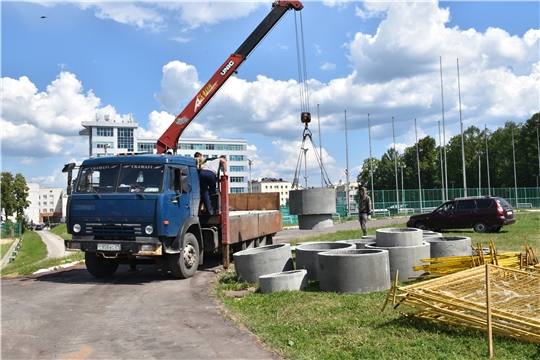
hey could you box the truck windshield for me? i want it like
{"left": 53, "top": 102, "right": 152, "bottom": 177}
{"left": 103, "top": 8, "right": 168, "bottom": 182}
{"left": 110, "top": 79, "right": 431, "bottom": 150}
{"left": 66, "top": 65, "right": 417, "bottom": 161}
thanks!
{"left": 75, "top": 164, "right": 164, "bottom": 194}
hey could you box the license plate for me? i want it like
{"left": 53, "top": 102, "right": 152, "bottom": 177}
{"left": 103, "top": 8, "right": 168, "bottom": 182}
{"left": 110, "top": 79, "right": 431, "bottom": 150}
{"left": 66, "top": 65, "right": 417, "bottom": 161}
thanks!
{"left": 507, "top": 211, "right": 513, "bottom": 215}
{"left": 97, "top": 243, "right": 121, "bottom": 251}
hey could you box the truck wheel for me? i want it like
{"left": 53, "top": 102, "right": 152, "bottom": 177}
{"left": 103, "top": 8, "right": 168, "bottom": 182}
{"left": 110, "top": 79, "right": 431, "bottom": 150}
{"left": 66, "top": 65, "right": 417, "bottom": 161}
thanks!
{"left": 168, "top": 233, "right": 199, "bottom": 279}
{"left": 85, "top": 252, "right": 119, "bottom": 277}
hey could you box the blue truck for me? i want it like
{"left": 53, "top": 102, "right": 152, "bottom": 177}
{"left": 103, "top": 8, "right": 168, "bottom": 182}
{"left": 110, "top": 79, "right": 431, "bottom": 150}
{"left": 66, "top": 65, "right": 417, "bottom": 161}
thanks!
{"left": 63, "top": 1, "right": 303, "bottom": 279}
{"left": 64, "top": 154, "right": 281, "bottom": 278}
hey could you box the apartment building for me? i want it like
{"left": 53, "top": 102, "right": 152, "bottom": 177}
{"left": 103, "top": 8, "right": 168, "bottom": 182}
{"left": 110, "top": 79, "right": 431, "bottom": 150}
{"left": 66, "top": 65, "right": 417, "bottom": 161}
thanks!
{"left": 79, "top": 116, "right": 249, "bottom": 193}
{"left": 250, "top": 178, "right": 293, "bottom": 206}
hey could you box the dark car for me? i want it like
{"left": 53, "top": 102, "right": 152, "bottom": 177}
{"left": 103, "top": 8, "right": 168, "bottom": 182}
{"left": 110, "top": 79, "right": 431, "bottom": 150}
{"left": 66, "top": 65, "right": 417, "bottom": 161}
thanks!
{"left": 406, "top": 196, "right": 516, "bottom": 233}
{"left": 34, "top": 224, "right": 43, "bottom": 231}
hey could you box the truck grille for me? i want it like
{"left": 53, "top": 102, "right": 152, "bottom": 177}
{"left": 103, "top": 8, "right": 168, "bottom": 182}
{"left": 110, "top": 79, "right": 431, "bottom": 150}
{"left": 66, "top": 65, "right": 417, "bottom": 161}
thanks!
{"left": 85, "top": 223, "right": 142, "bottom": 236}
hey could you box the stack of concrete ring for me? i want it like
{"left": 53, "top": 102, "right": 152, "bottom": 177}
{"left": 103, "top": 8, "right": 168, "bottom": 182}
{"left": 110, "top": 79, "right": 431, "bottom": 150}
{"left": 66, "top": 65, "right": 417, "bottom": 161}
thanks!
{"left": 232, "top": 229, "right": 471, "bottom": 295}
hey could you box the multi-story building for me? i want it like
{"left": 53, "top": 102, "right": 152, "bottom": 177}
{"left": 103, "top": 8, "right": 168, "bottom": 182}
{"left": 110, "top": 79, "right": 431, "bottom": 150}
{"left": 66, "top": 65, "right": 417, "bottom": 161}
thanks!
{"left": 38, "top": 187, "right": 64, "bottom": 223}
{"left": 250, "top": 178, "right": 293, "bottom": 206}
{"left": 334, "top": 181, "right": 359, "bottom": 216}
{"left": 23, "top": 183, "right": 40, "bottom": 225}
{"left": 79, "top": 116, "right": 249, "bottom": 193}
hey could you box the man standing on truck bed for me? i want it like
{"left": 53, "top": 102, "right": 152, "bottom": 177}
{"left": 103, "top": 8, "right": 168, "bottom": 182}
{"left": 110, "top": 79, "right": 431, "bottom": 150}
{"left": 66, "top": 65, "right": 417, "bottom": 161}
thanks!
{"left": 195, "top": 152, "right": 227, "bottom": 214}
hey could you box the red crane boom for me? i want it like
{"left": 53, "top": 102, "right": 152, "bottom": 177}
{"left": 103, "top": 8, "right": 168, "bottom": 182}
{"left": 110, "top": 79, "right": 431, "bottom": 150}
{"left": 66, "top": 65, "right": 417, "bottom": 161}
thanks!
{"left": 156, "top": 1, "right": 303, "bottom": 154}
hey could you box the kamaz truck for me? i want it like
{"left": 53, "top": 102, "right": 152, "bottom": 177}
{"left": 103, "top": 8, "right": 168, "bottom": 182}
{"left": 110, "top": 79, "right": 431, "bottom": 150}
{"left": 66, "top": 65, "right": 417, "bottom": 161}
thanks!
{"left": 64, "top": 1, "right": 303, "bottom": 278}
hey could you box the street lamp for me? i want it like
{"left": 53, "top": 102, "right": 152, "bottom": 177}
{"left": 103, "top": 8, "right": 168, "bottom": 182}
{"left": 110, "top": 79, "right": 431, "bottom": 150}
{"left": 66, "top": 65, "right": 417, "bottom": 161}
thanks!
{"left": 476, "top": 151, "right": 483, "bottom": 196}
{"left": 400, "top": 164, "right": 406, "bottom": 207}
{"left": 450, "top": 180, "right": 455, "bottom": 199}
{"left": 247, "top": 159, "right": 253, "bottom": 193}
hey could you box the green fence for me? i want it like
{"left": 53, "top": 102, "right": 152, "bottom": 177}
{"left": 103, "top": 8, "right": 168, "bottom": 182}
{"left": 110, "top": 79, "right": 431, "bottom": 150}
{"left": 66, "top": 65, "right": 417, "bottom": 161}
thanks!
{"left": 280, "top": 187, "right": 540, "bottom": 223}
{"left": 1, "top": 222, "right": 22, "bottom": 239}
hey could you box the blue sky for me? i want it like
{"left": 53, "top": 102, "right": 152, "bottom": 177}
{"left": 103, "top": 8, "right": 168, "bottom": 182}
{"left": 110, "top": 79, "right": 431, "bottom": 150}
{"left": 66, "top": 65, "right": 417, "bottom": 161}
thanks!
{"left": 2, "top": 1, "right": 539, "bottom": 188}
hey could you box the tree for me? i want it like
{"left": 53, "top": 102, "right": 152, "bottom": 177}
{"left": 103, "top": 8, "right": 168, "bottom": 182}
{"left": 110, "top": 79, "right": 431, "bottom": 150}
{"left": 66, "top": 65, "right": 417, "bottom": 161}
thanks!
{"left": 1, "top": 172, "right": 15, "bottom": 221}
{"left": 13, "top": 173, "right": 30, "bottom": 223}
{"left": 1, "top": 172, "right": 30, "bottom": 222}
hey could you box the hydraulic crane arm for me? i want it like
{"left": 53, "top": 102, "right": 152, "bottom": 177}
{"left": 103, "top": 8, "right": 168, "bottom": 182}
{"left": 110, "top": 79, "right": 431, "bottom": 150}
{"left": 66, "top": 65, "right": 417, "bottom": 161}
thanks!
{"left": 156, "top": 1, "right": 303, "bottom": 154}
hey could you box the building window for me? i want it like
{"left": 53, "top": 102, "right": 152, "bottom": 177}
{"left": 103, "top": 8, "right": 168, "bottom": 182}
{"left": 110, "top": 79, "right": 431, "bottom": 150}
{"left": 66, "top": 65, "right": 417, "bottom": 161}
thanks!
{"left": 50, "top": 201, "right": 54, "bottom": 206}
{"left": 43, "top": 195, "right": 47, "bottom": 199}
{"left": 230, "top": 176, "right": 245, "bottom": 183}
{"left": 230, "top": 166, "right": 244, "bottom": 172}
{"left": 230, "top": 187, "right": 244, "bottom": 194}
{"left": 50, "top": 208, "right": 54, "bottom": 213}
{"left": 138, "top": 142, "right": 156, "bottom": 154}
{"left": 97, "top": 142, "right": 114, "bottom": 149}
{"left": 229, "top": 155, "right": 244, "bottom": 161}
{"left": 97, "top": 127, "right": 114, "bottom": 136}
{"left": 117, "top": 128, "right": 134, "bottom": 152}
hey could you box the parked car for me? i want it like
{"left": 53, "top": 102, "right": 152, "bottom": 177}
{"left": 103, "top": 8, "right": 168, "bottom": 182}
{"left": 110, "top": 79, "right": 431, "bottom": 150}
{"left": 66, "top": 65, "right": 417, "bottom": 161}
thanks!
{"left": 406, "top": 196, "right": 516, "bottom": 233}
{"left": 34, "top": 224, "right": 43, "bottom": 231}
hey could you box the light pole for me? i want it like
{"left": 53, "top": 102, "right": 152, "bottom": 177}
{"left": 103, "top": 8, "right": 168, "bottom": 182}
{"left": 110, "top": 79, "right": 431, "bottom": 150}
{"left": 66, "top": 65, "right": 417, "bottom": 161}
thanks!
{"left": 247, "top": 159, "right": 253, "bottom": 193}
{"left": 476, "top": 151, "right": 483, "bottom": 196}
{"left": 450, "top": 180, "right": 455, "bottom": 199}
{"left": 400, "top": 164, "right": 406, "bottom": 207}
{"left": 533, "top": 174, "right": 539, "bottom": 206}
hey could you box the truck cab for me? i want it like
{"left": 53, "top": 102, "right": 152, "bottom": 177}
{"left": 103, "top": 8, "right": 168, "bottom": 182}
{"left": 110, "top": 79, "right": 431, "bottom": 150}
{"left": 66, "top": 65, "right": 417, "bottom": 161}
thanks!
{"left": 65, "top": 154, "right": 204, "bottom": 278}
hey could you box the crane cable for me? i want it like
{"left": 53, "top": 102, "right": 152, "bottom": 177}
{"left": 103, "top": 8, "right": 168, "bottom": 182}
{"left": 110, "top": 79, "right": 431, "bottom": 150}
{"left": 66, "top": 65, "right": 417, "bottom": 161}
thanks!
{"left": 294, "top": 10, "right": 310, "bottom": 114}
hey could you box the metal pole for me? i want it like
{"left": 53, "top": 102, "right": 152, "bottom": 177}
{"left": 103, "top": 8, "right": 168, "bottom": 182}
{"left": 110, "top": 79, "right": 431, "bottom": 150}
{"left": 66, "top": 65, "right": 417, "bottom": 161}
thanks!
{"left": 248, "top": 159, "right": 253, "bottom": 193}
{"left": 438, "top": 121, "right": 444, "bottom": 201}
{"left": 512, "top": 127, "right": 518, "bottom": 207}
{"left": 485, "top": 125, "right": 491, "bottom": 196}
{"left": 368, "top": 114, "right": 374, "bottom": 201}
{"left": 392, "top": 117, "right": 400, "bottom": 213}
{"left": 400, "top": 164, "right": 406, "bottom": 206}
{"left": 415, "top": 118, "right": 423, "bottom": 213}
{"left": 344, "top": 110, "right": 350, "bottom": 219}
{"left": 440, "top": 57, "right": 449, "bottom": 200}
{"left": 476, "top": 151, "right": 482, "bottom": 196}
{"left": 457, "top": 58, "right": 467, "bottom": 197}
{"left": 317, "top": 104, "right": 323, "bottom": 187}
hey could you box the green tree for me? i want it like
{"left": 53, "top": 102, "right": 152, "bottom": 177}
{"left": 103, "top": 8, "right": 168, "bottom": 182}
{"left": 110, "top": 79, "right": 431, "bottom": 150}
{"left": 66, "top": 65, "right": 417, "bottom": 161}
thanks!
{"left": 1, "top": 172, "right": 15, "bottom": 221}
{"left": 1, "top": 172, "right": 30, "bottom": 222}
{"left": 13, "top": 173, "right": 30, "bottom": 223}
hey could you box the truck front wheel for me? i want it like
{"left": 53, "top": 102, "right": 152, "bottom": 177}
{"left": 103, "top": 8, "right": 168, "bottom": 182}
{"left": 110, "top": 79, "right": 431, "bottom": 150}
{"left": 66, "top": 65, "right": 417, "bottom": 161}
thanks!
{"left": 168, "top": 233, "right": 199, "bottom": 279}
{"left": 85, "top": 252, "right": 119, "bottom": 277}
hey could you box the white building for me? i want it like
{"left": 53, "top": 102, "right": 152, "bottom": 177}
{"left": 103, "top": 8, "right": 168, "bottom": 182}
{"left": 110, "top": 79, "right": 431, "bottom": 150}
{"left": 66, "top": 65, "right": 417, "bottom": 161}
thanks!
{"left": 38, "top": 187, "right": 64, "bottom": 224}
{"left": 250, "top": 178, "right": 293, "bottom": 206}
{"left": 334, "top": 181, "right": 359, "bottom": 215}
{"left": 79, "top": 116, "right": 249, "bottom": 193}
{"left": 23, "top": 183, "right": 40, "bottom": 225}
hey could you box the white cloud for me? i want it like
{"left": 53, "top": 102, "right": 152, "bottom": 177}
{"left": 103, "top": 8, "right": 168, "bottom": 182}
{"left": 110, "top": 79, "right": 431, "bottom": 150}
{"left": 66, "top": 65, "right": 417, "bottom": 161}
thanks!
{"left": 175, "top": 2, "right": 263, "bottom": 30}
{"left": 154, "top": 61, "right": 202, "bottom": 113}
{"left": 320, "top": 62, "right": 336, "bottom": 70}
{"left": 77, "top": 2, "right": 165, "bottom": 31}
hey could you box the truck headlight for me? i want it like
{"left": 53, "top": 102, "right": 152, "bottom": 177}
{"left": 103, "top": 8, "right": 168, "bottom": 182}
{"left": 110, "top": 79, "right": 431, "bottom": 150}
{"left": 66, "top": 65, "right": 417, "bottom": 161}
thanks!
{"left": 141, "top": 244, "right": 153, "bottom": 251}
{"left": 73, "top": 224, "right": 81, "bottom": 233}
{"left": 145, "top": 225, "right": 154, "bottom": 235}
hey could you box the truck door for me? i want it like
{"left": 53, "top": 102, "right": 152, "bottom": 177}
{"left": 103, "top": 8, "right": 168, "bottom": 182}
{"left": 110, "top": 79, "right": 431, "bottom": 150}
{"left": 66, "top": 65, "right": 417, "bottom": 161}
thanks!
{"left": 164, "top": 166, "right": 192, "bottom": 237}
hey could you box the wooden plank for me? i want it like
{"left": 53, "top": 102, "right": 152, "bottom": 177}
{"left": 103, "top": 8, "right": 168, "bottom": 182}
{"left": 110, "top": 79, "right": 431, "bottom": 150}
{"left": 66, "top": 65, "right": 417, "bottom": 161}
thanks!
{"left": 229, "top": 193, "right": 280, "bottom": 211}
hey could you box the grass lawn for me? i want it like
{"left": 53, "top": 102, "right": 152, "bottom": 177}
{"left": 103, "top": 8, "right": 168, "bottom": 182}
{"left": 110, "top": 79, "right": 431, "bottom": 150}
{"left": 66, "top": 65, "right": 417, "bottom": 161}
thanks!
{"left": 1, "top": 239, "right": 15, "bottom": 259}
{"left": 215, "top": 212, "right": 540, "bottom": 359}
{"left": 1, "top": 225, "right": 83, "bottom": 277}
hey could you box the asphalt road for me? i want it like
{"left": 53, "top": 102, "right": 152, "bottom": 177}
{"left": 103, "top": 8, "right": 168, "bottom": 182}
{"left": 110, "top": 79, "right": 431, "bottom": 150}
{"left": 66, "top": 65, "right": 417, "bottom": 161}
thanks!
{"left": 1, "top": 218, "right": 408, "bottom": 359}
{"left": 1, "top": 260, "right": 280, "bottom": 360}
